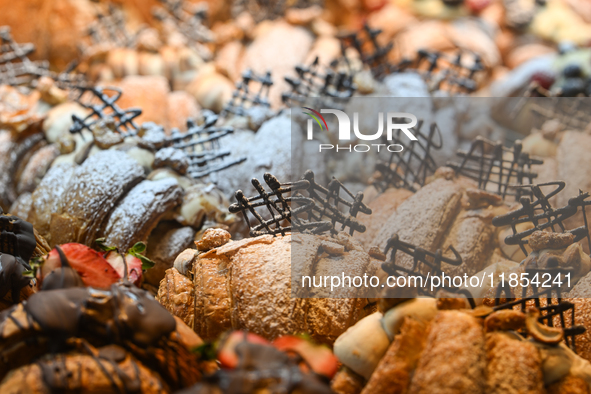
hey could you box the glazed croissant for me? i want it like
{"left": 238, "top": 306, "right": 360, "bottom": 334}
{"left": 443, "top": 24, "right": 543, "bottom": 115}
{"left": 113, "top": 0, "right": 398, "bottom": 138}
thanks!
{"left": 157, "top": 228, "right": 380, "bottom": 344}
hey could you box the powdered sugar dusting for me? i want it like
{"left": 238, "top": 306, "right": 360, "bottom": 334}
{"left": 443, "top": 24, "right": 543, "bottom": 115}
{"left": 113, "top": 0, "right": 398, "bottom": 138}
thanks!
{"left": 103, "top": 177, "right": 183, "bottom": 251}
{"left": 58, "top": 150, "right": 145, "bottom": 244}
{"left": 28, "top": 162, "right": 75, "bottom": 238}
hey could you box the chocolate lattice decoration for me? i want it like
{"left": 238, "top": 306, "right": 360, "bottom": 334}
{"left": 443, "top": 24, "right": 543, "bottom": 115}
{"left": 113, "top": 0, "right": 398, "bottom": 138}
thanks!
{"left": 0, "top": 26, "right": 85, "bottom": 89}
{"left": 229, "top": 171, "right": 372, "bottom": 237}
{"left": 338, "top": 24, "right": 407, "bottom": 81}
{"left": 494, "top": 281, "right": 586, "bottom": 352}
{"left": 373, "top": 120, "right": 442, "bottom": 193}
{"left": 222, "top": 69, "right": 273, "bottom": 117}
{"left": 447, "top": 136, "right": 542, "bottom": 201}
{"left": 70, "top": 86, "right": 142, "bottom": 138}
{"left": 295, "top": 170, "right": 372, "bottom": 236}
{"left": 86, "top": 4, "right": 138, "bottom": 49}
{"left": 492, "top": 182, "right": 591, "bottom": 255}
{"left": 153, "top": 0, "right": 213, "bottom": 59}
{"left": 381, "top": 234, "right": 463, "bottom": 297}
{"left": 528, "top": 94, "right": 591, "bottom": 131}
{"left": 70, "top": 86, "right": 245, "bottom": 179}
{"left": 229, "top": 173, "right": 332, "bottom": 237}
{"left": 282, "top": 56, "right": 356, "bottom": 109}
{"left": 168, "top": 114, "right": 247, "bottom": 178}
{"left": 413, "top": 49, "right": 485, "bottom": 94}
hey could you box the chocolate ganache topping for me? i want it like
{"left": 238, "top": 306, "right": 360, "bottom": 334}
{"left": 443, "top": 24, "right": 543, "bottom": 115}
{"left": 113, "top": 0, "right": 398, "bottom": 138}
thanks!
{"left": 23, "top": 282, "right": 177, "bottom": 346}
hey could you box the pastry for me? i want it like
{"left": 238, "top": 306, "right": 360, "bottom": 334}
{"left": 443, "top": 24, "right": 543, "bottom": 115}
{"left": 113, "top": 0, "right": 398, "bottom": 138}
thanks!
{"left": 158, "top": 228, "right": 374, "bottom": 343}
{"left": 332, "top": 297, "right": 591, "bottom": 393}
{"left": 48, "top": 150, "right": 145, "bottom": 246}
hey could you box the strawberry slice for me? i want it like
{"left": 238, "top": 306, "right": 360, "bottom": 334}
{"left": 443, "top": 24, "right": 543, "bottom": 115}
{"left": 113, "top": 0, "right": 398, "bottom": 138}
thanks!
{"left": 125, "top": 254, "right": 143, "bottom": 285}
{"left": 272, "top": 335, "right": 339, "bottom": 378}
{"left": 466, "top": 0, "right": 491, "bottom": 13}
{"left": 217, "top": 331, "right": 270, "bottom": 369}
{"left": 103, "top": 251, "right": 143, "bottom": 286}
{"left": 38, "top": 243, "right": 121, "bottom": 289}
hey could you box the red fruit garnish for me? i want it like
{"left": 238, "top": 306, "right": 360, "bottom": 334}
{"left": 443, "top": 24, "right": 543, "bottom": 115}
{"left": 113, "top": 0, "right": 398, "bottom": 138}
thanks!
{"left": 531, "top": 71, "right": 555, "bottom": 90}
{"left": 125, "top": 254, "right": 143, "bottom": 285}
{"left": 272, "top": 335, "right": 339, "bottom": 379}
{"left": 103, "top": 251, "right": 143, "bottom": 286}
{"left": 39, "top": 243, "right": 121, "bottom": 289}
{"left": 466, "top": 0, "right": 491, "bottom": 13}
{"left": 218, "top": 331, "right": 270, "bottom": 369}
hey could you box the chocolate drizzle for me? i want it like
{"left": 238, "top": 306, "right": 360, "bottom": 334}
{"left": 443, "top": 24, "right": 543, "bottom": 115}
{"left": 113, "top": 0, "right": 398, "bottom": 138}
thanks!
{"left": 0, "top": 212, "right": 36, "bottom": 303}
{"left": 0, "top": 26, "right": 85, "bottom": 90}
{"left": 447, "top": 136, "right": 543, "bottom": 201}
{"left": 373, "top": 120, "right": 442, "bottom": 192}
{"left": 229, "top": 171, "right": 371, "bottom": 237}
{"left": 229, "top": 172, "right": 326, "bottom": 236}
{"left": 153, "top": 0, "right": 213, "bottom": 60}
{"left": 41, "top": 245, "right": 85, "bottom": 290}
{"left": 491, "top": 182, "right": 591, "bottom": 255}
{"left": 23, "top": 283, "right": 176, "bottom": 347}
{"left": 282, "top": 56, "right": 356, "bottom": 109}
{"left": 179, "top": 342, "right": 332, "bottom": 394}
{"left": 413, "top": 49, "right": 484, "bottom": 94}
{"left": 381, "top": 234, "right": 463, "bottom": 297}
{"left": 338, "top": 24, "right": 402, "bottom": 80}
{"left": 0, "top": 281, "right": 201, "bottom": 390}
{"left": 70, "top": 86, "right": 142, "bottom": 138}
{"left": 493, "top": 286, "right": 586, "bottom": 352}
{"left": 297, "top": 170, "right": 371, "bottom": 236}
{"left": 222, "top": 69, "right": 273, "bottom": 118}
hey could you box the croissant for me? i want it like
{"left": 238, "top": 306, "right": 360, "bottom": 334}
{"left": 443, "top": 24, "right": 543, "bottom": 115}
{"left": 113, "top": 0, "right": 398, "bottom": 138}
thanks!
{"left": 0, "top": 82, "right": 240, "bottom": 292}
{"left": 157, "top": 228, "right": 378, "bottom": 343}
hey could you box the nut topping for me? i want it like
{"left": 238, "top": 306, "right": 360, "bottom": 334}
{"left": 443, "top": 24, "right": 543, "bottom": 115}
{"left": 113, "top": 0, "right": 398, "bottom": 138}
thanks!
{"left": 526, "top": 307, "right": 564, "bottom": 345}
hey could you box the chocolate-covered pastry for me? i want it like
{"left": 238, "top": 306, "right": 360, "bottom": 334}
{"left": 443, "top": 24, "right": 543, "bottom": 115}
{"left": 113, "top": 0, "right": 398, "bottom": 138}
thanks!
{"left": 0, "top": 281, "right": 202, "bottom": 391}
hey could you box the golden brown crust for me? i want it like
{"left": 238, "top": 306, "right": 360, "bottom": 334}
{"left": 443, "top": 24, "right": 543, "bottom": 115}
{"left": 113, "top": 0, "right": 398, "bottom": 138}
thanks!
{"left": 195, "top": 228, "right": 231, "bottom": 252}
{"left": 485, "top": 310, "right": 526, "bottom": 332}
{"left": 157, "top": 268, "right": 196, "bottom": 331}
{"left": 331, "top": 367, "right": 365, "bottom": 394}
{"left": 356, "top": 187, "right": 413, "bottom": 249}
{"left": 547, "top": 374, "right": 590, "bottom": 394}
{"left": 0, "top": 352, "right": 169, "bottom": 394}
{"left": 159, "top": 234, "right": 368, "bottom": 343}
{"left": 408, "top": 310, "right": 486, "bottom": 394}
{"left": 374, "top": 179, "right": 463, "bottom": 270}
{"left": 361, "top": 317, "right": 429, "bottom": 394}
{"left": 559, "top": 298, "right": 591, "bottom": 363}
{"left": 194, "top": 252, "right": 232, "bottom": 341}
{"left": 485, "top": 332, "right": 545, "bottom": 394}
